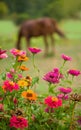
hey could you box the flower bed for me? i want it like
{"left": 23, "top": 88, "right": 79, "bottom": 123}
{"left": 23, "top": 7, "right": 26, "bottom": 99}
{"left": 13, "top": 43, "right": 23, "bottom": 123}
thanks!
{"left": 0, "top": 48, "right": 81, "bottom": 130}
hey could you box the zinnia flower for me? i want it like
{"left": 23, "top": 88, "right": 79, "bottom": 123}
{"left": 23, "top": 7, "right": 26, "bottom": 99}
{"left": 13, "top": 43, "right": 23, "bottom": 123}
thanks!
{"left": 28, "top": 47, "right": 42, "bottom": 54}
{"left": 2, "top": 80, "right": 19, "bottom": 92}
{"left": 0, "top": 50, "right": 8, "bottom": 59}
{"left": 22, "top": 90, "right": 37, "bottom": 101}
{"left": 17, "top": 79, "right": 28, "bottom": 87}
{"left": 58, "top": 87, "right": 72, "bottom": 94}
{"left": 10, "top": 48, "right": 26, "bottom": 57}
{"left": 43, "top": 68, "right": 63, "bottom": 84}
{"left": 61, "top": 54, "right": 72, "bottom": 61}
{"left": 10, "top": 115, "right": 28, "bottom": 130}
{"left": 0, "top": 48, "right": 6, "bottom": 55}
{"left": 68, "top": 69, "right": 81, "bottom": 76}
{"left": 18, "top": 55, "right": 28, "bottom": 62}
{"left": 44, "top": 96, "right": 62, "bottom": 108}
{"left": 20, "top": 65, "right": 29, "bottom": 71}
{"left": 57, "top": 94, "right": 69, "bottom": 100}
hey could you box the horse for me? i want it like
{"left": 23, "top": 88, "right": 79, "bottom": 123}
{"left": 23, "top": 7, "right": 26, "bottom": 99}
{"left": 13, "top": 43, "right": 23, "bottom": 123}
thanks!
{"left": 16, "top": 17, "right": 66, "bottom": 56}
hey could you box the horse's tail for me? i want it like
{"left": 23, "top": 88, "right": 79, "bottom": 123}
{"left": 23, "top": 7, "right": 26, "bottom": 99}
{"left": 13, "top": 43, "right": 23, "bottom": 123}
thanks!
{"left": 16, "top": 27, "right": 23, "bottom": 49}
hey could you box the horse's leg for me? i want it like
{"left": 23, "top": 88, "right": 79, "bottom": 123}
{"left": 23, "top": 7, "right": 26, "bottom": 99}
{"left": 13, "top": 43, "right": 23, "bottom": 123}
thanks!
{"left": 50, "top": 34, "right": 55, "bottom": 55}
{"left": 16, "top": 30, "right": 22, "bottom": 50}
{"left": 43, "top": 35, "right": 49, "bottom": 56}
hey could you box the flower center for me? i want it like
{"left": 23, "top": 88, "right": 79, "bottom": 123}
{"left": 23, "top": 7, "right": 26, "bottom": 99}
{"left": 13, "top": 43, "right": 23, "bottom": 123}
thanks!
{"left": 52, "top": 97, "right": 58, "bottom": 102}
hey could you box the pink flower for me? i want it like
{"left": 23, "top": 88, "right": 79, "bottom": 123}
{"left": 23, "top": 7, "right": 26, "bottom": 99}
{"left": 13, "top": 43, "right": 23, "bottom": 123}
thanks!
{"left": 0, "top": 104, "right": 4, "bottom": 111}
{"left": 61, "top": 54, "right": 72, "bottom": 61}
{"left": 6, "top": 72, "right": 13, "bottom": 79}
{"left": 10, "top": 115, "right": 28, "bottom": 130}
{"left": 10, "top": 48, "right": 26, "bottom": 56}
{"left": 43, "top": 68, "right": 63, "bottom": 84}
{"left": 28, "top": 47, "right": 42, "bottom": 54}
{"left": 0, "top": 48, "right": 6, "bottom": 55}
{"left": 44, "top": 96, "right": 62, "bottom": 108}
{"left": 18, "top": 74, "right": 23, "bottom": 79}
{"left": 58, "top": 87, "right": 72, "bottom": 94}
{"left": 57, "top": 94, "right": 69, "bottom": 100}
{"left": 68, "top": 69, "right": 81, "bottom": 76}
{"left": 0, "top": 53, "right": 8, "bottom": 59}
{"left": 2, "top": 80, "right": 19, "bottom": 92}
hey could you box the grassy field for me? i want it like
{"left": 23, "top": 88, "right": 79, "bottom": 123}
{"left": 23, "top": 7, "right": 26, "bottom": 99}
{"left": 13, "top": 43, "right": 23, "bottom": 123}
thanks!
{"left": 0, "top": 19, "right": 81, "bottom": 93}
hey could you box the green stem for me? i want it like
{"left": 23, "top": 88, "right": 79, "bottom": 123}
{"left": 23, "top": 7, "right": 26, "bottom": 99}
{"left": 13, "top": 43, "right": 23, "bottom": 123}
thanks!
{"left": 60, "top": 61, "right": 66, "bottom": 72}
{"left": 69, "top": 102, "right": 76, "bottom": 130}
{"left": 32, "top": 54, "right": 40, "bottom": 75}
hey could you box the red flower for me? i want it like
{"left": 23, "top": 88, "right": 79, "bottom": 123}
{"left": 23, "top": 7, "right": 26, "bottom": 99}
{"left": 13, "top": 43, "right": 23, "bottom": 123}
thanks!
{"left": 68, "top": 69, "right": 81, "bottom": 76}
{"left": 2, "top": 80, "right": 19, "bottom": 92}
{"left": 10, "top": 115, "right": 28, "bottom": 130}
{"left": 61, "top": 54, "right": 72, "bottom": 61}
{"left": 44, "top": 96, "right": 62, "bottom": 108}
{"left": 28, "top": 47, "right": 42, "bottom": 54}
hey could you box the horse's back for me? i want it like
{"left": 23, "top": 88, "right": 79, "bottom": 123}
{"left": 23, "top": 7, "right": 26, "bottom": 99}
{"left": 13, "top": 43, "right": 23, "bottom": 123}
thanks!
{"left": 20, "top": 17, "right": 57, "bottom": 37}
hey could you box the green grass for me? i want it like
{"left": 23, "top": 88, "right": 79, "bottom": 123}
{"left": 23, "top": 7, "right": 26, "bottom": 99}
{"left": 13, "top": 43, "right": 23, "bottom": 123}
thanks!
{"left": 0, "top": 19, "right": 81, "bottom": 93}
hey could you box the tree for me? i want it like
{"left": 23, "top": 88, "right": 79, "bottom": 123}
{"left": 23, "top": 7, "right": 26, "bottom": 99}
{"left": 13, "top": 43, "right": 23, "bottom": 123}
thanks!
{"left": 0, "top": 2, "right": 9, "bottom": 18}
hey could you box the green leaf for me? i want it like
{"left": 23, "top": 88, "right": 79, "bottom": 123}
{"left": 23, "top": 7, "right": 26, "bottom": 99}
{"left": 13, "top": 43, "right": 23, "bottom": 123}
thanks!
{"left": 31, "top": 76, "right": 39, "bottom": 86}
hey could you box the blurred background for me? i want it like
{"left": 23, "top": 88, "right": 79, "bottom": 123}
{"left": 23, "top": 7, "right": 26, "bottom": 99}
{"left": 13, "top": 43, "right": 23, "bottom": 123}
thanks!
{"left": 0, "top": 0, "right": 81, "bottom": 93}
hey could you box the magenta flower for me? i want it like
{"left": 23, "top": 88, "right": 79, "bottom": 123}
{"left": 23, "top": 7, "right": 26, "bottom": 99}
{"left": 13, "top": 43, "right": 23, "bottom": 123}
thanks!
{"left": 2, "top": 80, "right": 19, "bottom": 92}
{"left": 6, "top": 72, "right": 13, "bottom": 79}
{"left": 10, "top": 115, "right": 28, "bottom": 130}
{"left": 43, "top": 68, "right": 63, "bottom": 84}
{"left": 68, "top": 69, "right": 81, "bottom": 76}
{"left": 61, "top": 54, "right": 72, "bottom": 61}
{"left": 10, "top": 48, "right": 26, "bottom": 56}
{"left": 0, "top": 48, "right": 6, "bottom": 55}
{"left": 44, "top": 96, "right": 62, "bottom": 108}
{"left": 28, "top": 47, "right": 42, "bottom": 54}
{"left": 58, "top": 87, "right": 72, "bottom": 94}
{"left": 57, "top": 94, "right": 69, "bottom": 100}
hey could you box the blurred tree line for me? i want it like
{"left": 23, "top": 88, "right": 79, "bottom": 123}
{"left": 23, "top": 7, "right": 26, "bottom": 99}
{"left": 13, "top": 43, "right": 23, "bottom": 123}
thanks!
{"left": 0, "top": 0, "right": 81, "bottom": 24}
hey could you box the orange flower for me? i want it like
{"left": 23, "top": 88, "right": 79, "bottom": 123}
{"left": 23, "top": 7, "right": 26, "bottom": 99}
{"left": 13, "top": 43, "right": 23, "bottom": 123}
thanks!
{"left": 18, "top": 55, "right": 28, "bottom": 62}
{"left": 17, "top": 79, "right": 28, "bottom": 87}
{"left": 20, "top": 65, "right": 29, "bottom": 71}
{"left": 22, "top": 90, "right": 37, "bottom": 101}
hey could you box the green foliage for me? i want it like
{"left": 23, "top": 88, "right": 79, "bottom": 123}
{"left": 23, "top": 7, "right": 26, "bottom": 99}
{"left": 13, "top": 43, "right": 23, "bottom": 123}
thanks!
{"left": 0, "top": 2, "right": 9, "bottom": 19}
{"left": 13, "top": 13, "right": 29, "bottom": 25}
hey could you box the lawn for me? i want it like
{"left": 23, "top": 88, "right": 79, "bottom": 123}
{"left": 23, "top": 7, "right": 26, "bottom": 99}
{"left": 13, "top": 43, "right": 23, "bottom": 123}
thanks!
{"left": 0, "top": 19, "right": 81, "bottom": 93}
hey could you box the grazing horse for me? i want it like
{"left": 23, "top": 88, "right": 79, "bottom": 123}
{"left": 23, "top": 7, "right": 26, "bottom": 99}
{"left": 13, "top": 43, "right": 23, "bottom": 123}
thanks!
{"left": 16, "top": 17, "right": 65, "bottom": 56}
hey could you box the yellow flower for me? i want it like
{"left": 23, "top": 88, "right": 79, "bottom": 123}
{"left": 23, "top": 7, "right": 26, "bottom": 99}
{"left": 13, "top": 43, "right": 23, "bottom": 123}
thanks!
{"left": 21, "top": 90, "right": 37, "bottom": 101}
{"left": 17, "top": 79, "right": 28, "bottom": 87}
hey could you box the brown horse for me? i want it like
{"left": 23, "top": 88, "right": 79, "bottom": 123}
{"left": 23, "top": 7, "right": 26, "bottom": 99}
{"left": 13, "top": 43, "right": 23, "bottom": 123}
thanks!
{"left": 16, "top": 17, "right": 65, "bottom": 55}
